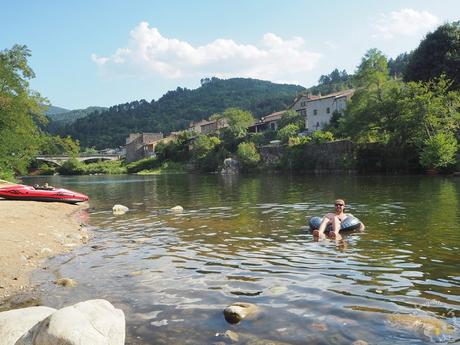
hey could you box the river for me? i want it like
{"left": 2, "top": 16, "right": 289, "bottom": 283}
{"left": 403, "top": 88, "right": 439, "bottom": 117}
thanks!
{"left": 23, "top": 174, "right": 460, "bottom": 344}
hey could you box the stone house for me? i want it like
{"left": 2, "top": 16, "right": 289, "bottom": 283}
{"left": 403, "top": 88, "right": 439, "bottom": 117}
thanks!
{"left": 189, "top": 118, "right": 228, "bottom": 135}
{"left": 290, "top": 89, "right": 354, "bottom": 132}
{"left": 248, "top": 110, "right": 286, "bottom": 133}
{"left": 125, "top": 133, "right": 164, "bottom": 163}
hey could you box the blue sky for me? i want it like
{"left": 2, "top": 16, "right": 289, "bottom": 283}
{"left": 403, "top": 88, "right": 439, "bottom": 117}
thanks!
{"left": 2, "top": 0, "right": 459, "bottom": 110}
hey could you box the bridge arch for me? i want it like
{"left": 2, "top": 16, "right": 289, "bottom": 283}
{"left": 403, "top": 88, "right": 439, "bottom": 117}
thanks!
{"left": 35, "top": 158, "right": 62, "bottom": 167}
{"left": 79, "top": 157, "right": 117, "bottom": 164}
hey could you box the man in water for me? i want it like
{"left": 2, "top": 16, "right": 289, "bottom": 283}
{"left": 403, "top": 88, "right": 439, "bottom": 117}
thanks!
{"left": 313, "top": 199, "right": 365, "bottom": 240}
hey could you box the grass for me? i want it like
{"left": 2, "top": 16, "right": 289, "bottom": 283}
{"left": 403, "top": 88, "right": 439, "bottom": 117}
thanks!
{"left": 136, "top": 161, "right": 187, "bottom": 175}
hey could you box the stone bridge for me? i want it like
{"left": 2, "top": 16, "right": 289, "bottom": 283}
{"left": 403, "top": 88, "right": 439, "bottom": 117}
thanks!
{"left": 36, "top": 154, "right": 122, "bottom": 166}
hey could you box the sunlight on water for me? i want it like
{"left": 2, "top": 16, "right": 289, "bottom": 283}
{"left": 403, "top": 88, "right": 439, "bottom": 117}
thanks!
{"left": 25, "top": 174, "right": 460, "bottom": 345}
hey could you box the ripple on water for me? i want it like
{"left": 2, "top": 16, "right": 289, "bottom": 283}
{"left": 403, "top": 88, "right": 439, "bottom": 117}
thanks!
{"left": 27, "top": 174, "right": 460, "bottom": 345}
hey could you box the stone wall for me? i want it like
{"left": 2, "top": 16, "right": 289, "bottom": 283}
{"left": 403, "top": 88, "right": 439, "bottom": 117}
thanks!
{"left": 258, "top": 140, "right": 421, "bottom": 173}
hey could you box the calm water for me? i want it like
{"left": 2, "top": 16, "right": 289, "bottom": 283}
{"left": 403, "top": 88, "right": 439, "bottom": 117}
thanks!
{"left": 23, "top": 174, "right": 460, "bottom": 344}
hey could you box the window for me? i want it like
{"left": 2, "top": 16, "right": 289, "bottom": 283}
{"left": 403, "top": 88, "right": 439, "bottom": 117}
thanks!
{"left": 313, "top": 109, "right": 318, "bottom": 115}
{"left": 270, "top": 122, "right": 276, "bottom": 130}
{"left": 300, "top": 101, "right": 306, "bottom": 107}
{"left": 326, "top": 107, "right": 330, "bottom": 114}
{"left": 301, "top": 109, "right": 306, "bottom": 116}
{"left": 316, "top": 122, "right": 320, "bottom": 129}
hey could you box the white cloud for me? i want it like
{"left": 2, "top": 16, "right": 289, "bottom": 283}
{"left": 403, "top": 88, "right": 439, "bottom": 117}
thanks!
{"left": 373, "top": 8, "right": 440, "bottom": 40}
{"left": 92, "top": 22, "right": 321, "bottom": 83}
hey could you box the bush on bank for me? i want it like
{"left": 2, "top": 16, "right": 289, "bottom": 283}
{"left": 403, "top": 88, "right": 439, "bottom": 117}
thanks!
{"left": 57, "top": 159, "right": 126, "bottom": 175}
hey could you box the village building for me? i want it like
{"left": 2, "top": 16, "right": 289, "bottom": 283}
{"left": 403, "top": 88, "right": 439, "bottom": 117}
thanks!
{"left": 247, "top": 110, "right": 286, "bottom": 133}
{"left": 290, "top": 89, "right": 354, "bottom": 132}
{"left": 189, "top": 118, "right": 228, "bottom": 134}
{"left": 125, "top": 132, "right": 164, "bottom": 163}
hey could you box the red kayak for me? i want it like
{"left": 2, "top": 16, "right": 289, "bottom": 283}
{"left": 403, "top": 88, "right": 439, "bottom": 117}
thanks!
{"left": 0, "top": 184, "right": 89, "bottom": 204}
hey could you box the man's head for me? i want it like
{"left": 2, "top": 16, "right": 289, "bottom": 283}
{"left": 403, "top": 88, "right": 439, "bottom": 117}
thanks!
{"left": 335, "top": 199, "right": 345, "bottom": 211}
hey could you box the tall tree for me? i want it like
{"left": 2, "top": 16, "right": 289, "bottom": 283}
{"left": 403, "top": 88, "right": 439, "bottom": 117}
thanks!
{"left": 404, "top": 21, "right": 460, "bottom": 90}
{"left": 220, "top": 107, "right": 255, "bottom": 138}
{"left": 388, "top": 52, "right": 412, "bottom": 78}
{"left": 0, "top": 45, "right": 47, "bottom": 178}
{"left": 339, "top": 49, "right": 395, "bottom": 142}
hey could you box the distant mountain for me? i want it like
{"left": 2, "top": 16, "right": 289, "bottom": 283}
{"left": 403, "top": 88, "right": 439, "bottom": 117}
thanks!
{"left": 45, "top": 105, "right": 70, "bottom": 115}
{"left": 47, "top": 106, "right": 108, "bottom": 125}
{"left": 55, "top": 77, "right": 305, "bottom": 149}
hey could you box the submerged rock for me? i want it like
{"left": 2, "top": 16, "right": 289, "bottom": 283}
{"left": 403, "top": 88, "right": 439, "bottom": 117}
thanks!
{"left": 388, "top": 314, "right": 455, "bottom": 339}
{"left": 223, "top": 302, "right": 259, "bottom": 324}
{"left": 15, "top": 299, "right": 125, "bottom": 345}
{"left": 215, "top": 330, "right": 239, "bottom": 343}
{"left": 352, "top": 340, "right": 369, "bottom": 345}
{"left": 0, "top": 306, "right": 56, "bottom": 345}
{"left": 55, "top": 278, "right": 78, "bottom": 288}
{"left": 112, "top": 204, "right": 129, "bottom": 215}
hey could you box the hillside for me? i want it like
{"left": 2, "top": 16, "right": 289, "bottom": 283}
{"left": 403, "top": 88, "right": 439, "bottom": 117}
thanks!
{"left": 45, "top": 105, "right": 70, "bottom": 115}
{"left": 55, "top": 78, "right": 305, "bottom": 149}
{"left": 47, "top": 106, "right": 108, "bottom": 124}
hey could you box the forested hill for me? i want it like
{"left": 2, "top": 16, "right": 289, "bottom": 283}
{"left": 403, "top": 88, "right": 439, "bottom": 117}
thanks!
{"left": 54, "top": 77, "right": 305, "bottom": 149}
{"left": 47, "top": 106, "right": 107, "bottom": 125}
{"left": 45, "top": 105, "right": 70, "bottom": 115}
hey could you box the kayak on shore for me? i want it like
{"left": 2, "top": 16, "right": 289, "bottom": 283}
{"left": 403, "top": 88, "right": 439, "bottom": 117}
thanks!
{"left": 0, "top": 184, "right": 89, "bottom": 204}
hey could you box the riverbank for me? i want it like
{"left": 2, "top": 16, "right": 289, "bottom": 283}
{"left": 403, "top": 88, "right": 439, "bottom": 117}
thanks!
{"left": 0, "top": 183, "right": 89, "bottom": 306}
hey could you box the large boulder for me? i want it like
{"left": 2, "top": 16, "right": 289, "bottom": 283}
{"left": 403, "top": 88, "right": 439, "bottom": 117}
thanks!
{"left": 220, "top": 158, "right": 240, "bottom": 175}
{"left": 15, "top": 299, "right": 125, "bottom": 345}
{"left": 0, "top": 306, "right": 56, "bottom": 345}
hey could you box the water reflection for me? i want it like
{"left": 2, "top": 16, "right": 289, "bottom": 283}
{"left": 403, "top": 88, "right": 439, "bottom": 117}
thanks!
{"left": 24, "top": 174, "right": 460, "bottom": 344}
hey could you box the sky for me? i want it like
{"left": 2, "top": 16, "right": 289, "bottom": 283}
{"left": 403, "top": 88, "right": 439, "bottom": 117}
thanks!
{"left": 2, "top": 0, "right": 459, "bottom": 110}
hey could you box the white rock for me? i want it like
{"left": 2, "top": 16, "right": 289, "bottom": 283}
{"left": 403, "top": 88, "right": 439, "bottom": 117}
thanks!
{"left": 171, "top": 205, "right": 184, "bottom": 213}
{"left": 0, "top": 306, "right": 56, "bottom": 345}
{"left": 15, "top": 299, "right": 125, "bottom": 345}
{"left": 112, "top": 204, "right": 129, "bottom": 215}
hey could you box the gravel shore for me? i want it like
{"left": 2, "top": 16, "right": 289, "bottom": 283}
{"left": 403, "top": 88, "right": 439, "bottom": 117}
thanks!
{"left": 0, "top": 182, "right": 89, "bottom": 306}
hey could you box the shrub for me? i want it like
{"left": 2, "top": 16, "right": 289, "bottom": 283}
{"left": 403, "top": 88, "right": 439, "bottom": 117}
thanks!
{"left": 277, "top": 124, "right": 300, "bottom": 143}
{"left": 237, "top": 142, "right": 261, "bottom": 171}
{"left": 191, "top": 135, "right": 221, "bottom": 160}
{"left": 126, "top": 157, "right": 160, "bottom": 173}
{"left": 137, "top": 161, "right": 186, "bottom": 175}
{"left": 288, "top": 136, "right": 311, "bottom": 146}
{"left": 38, "top": 163, "right": 56, "bottom": 175}
{"left": 58, "top": 159, "right": 86, "bottom": 175}
{"left": 419, "top": 132, "right": 458, "bottom": 169}
{"left": 310, "top": 131, "right": 334, "bottom": 143}
{"left": 84, "top": 160, "right": 127, "bottom": 174}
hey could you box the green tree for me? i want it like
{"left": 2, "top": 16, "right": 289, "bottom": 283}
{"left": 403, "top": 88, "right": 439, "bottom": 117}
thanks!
{"left": 388, "top": 52, "right": 412, "bottom": 79}
{"left": 339, "top": 49, "right": 399, "bottom": 143}
{"left": 277, "top": 110, "right": 305, "bottom": 130}
{"left": 237, "top": 142, "right": 260, "bottom": 171}
{"left": 388, "top": 76, "right": 460, "bottom": 149}
{"left": 419, "top": 132, "right": 458, "bottom": 169}
{"left": 191, "top": 135, "right": 221, "bottom": 160}
{"left": 354, "top": 48, "right": 389, "bottom": 91}
{"left": 404, "top": 21, "right": 460, "bottom": 90}
{"left": 221, "top": 107, "right": 255, "bottom": 138}
{"left": 39, "top": 135, "right": 80, "bottom": 156}
{"left": 0, "top": 45, "right": 48, "bottom": 178}
{"left": 277, "top": 124, "right": 300, "bottom": 143}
